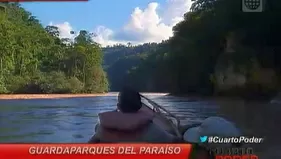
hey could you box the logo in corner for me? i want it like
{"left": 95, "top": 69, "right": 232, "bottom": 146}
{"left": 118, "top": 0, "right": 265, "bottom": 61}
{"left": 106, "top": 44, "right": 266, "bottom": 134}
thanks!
{"left": 200, "top": 136, "right": 207, "bottom": 143}
{"left": 242, "top": 0, "right": 263, "bottom": 12}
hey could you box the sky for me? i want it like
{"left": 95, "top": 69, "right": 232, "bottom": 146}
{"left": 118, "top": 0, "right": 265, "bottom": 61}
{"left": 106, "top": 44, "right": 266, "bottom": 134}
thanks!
{"left": 22, "top": 0, "right": 192, "bottom": 46}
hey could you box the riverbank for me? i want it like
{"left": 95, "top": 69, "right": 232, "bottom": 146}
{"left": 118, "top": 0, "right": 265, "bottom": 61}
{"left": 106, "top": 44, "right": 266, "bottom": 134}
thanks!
{"left": 0, "top": 92, "right": 278, "bottom": 102}
{"left": 0, "top": 94, "right": 109, "bottom": 100}
{"left": 0, "top": 92, "right": 169, "bottom": 100}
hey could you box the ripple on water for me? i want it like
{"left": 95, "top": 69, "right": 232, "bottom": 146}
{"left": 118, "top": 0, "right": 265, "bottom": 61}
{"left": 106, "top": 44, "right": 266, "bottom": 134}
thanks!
{"left": 0, "top": 132, "right": 41, "bottom": 142}
{"left": 0, "top": 94, "right": 280, "bottom": 158}
{"left": 72, "top": 134, "right": 84, "bottom": 139}
{"left": 37, "top": 129, "right": 54, "bottom": 135}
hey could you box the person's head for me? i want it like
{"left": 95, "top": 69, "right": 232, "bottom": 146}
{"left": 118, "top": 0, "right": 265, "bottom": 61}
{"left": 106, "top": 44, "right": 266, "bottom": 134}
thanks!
{"left": 117, "top": 87, "right": 142, "bottom": 113}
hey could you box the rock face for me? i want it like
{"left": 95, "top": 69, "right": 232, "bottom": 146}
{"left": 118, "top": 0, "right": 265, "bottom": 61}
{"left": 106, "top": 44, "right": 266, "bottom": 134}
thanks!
{"left": 213, "top": 32, "right": 278, "bottom": 98}
{"left": 215, "top": 65, "right": 247, "bottom": 91}
{"left": 214, "top": 32, "right": 247, "bottom": 93}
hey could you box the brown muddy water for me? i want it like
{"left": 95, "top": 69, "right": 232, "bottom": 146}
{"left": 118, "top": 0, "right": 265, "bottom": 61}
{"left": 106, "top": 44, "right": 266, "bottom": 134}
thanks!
{"left": 0, "top": 93, "right": 280, "bottom": 159}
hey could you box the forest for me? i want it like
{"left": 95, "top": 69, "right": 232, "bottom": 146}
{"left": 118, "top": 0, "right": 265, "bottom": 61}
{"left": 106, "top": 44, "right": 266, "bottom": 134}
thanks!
{"left": 1, "top": 0, "right": 281, "bottom": 99}
{"left": 105, "top": 0, "right": 281, "bottom": 99}
{"left": 0, "top": 2, "right": 108, "bottom": 94}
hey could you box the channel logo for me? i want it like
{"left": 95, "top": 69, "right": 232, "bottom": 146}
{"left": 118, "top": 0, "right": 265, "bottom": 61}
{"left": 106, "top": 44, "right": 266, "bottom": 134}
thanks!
{"left": 242, "top": 0, "right": 263, "bottom": 12}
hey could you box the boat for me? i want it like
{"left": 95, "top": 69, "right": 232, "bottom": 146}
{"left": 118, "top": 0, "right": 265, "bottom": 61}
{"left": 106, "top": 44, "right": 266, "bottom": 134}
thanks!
{"left": 89, "top": 94, "right": 198, "bottom": 143}
{"left": 140, "top": 95, "right": 201, "bottom": 137}
{"left": 140, "top": 95, "right": 183, "bottom": 137}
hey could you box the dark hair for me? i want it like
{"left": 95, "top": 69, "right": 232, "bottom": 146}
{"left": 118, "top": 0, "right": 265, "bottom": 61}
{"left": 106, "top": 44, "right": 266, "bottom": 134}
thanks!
{"left": 118, "top": 87, "right": 142, "bottom": 113}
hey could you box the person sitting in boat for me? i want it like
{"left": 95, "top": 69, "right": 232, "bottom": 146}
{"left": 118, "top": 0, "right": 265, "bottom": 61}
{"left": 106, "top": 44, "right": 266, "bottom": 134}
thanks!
{"left": 88, "top": 87, "right": 178, "bottom": 143}
{"left": 183, "top": 117, "right": 242, "bottom": 159}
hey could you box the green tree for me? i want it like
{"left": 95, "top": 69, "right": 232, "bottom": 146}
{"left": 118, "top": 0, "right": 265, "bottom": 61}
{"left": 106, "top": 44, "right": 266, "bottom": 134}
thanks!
{"left": 0, "top": 3, "right": 108, "bottom": 94}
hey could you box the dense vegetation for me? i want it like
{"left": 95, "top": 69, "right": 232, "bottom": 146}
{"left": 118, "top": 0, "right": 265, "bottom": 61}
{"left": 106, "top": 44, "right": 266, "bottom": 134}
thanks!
{"left": 105, "top": 0, "right": 281, "bottom": 98}
{"left": 1, "top": 0, "right": 281, "bottom": 98}
{"left": 0, "top": 3, "right": 108, "bottom": 94}
{"left": 103, "top": 43, "right": 161, "bottom": 91}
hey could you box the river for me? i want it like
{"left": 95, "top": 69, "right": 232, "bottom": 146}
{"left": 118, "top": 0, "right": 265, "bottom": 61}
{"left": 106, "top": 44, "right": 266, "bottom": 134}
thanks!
{"left": 0, "top": 93, "right": 280, "bottom": 159}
